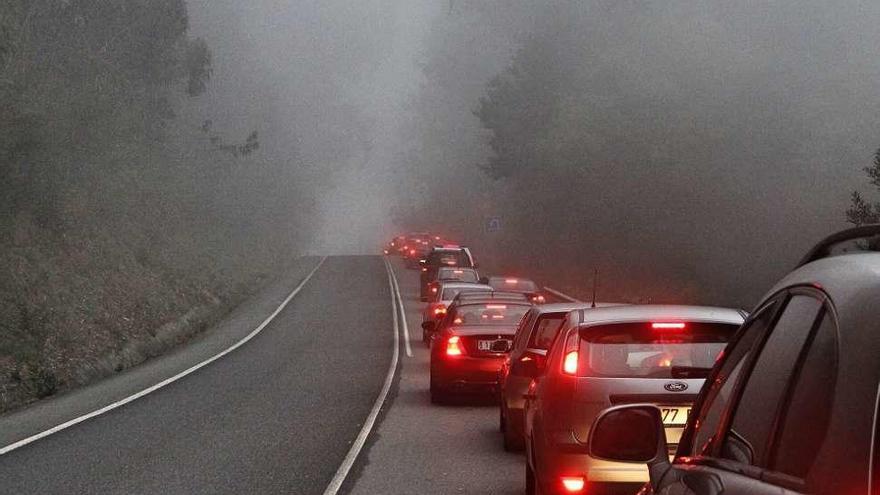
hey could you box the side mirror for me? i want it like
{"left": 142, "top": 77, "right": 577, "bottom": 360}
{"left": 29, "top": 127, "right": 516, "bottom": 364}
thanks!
{"left": 588, "top": 404, "right": 670, "bottom": 488}
{"left": 478, "top": 276, "right": 490, "bottom": 284}
{"left": 421, "top": 321, "right": 435, "bottom": 331}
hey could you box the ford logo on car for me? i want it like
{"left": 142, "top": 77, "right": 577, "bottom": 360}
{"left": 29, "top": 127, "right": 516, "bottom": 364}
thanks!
{"left": 664, "top": 381, "right": 688, "bottom": 392}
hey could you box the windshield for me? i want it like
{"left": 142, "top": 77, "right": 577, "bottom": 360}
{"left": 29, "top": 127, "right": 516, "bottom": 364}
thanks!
{"left": 438, "top": 268, "right": 478, "bottom": 283}
{"left": 580, "top": 322, "right": 739, "bottom": 378}
{"left": 427, "top": 250, "right": 472, "bottom": 268}
{"left": 441, "top": 287, "right": 490, "bottom": 300}
{"left": 450, "top": 303, "right": 530, "bottom": 326}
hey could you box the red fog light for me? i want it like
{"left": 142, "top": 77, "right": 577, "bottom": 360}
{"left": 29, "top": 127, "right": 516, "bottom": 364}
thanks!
{"left": 561, "top": 476, "right": 585, "bottom": 492}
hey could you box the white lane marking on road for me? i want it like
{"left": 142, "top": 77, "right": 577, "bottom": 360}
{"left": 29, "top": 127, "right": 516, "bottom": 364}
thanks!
{"left": 387, "top": 261, "right": 413, "bottom": 357}
{"left": 322, "top": 258, "right": 401, "bottom": 495}
{"left": 543, "top": 286, "right": 582, "bottom": 303}
{"left": 0, "top": 257, "right": 327, "bottom": 456}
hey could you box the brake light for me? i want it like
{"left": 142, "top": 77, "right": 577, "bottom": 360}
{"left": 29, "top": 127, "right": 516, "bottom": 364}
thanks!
{"left": 433, "top": 306, "right": 447, "bottom": 316}
{"left": 453, "top": 317, "right": 463, "bottom": 324}
{"left": 403, "top": 245, "right": 409, "bottom": 250}
{"left": 505, "top": 278, "right": 518, "bottom": 284}
{"left": 431, "top": 287, "right": 438, "bottom": 293}
{"left": 652, "top": 322, "right": 686, "bottom": 330}
{"left": 563, "top": 351, "right": 579, "bottom": 375}
{"left": 409, "top": 249, "right": 416, "bottom": 255}
{"left": 532, "top": 295, "right": 546, "bottom": 303}
{"left": 421, "top": 268, "right": 427, "bottom": 272}
{"left": 446, "top": 336, "right": 463, "bottom": 356}
{"left": 485, "top": 304, "right": 507, "bottom": 309}
{"left": 453, "top": 270, "right": 463, "bottom": 274}
{"left": 560, "top": 476, "right": 585, "bottom": 492}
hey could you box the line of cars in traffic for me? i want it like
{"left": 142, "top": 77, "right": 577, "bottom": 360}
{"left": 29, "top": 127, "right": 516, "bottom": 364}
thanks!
{"left": 384, "top": 226, "right": 880, "bottom": 495}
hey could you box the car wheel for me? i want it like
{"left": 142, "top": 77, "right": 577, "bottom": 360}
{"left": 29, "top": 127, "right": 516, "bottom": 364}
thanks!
{"left": 430, "top": 375, "right": 447, "bottom": 404}
{"left": 503, "top": 421, "right": 524, "bottom": 452}
{"left": 525, "top": 462, "right": 537, "bottom": 495}
{"left": 499, "top": 403, "right": 506, "bottom": 433}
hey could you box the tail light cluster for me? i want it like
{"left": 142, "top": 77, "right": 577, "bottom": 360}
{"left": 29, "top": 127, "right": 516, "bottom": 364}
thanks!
{"left": 531, "top": 294, "right": 546, "bottom": 303}
{"left": 446, "top": 336, "right": 464, "bottom": 356}
{"left": 561, "top": 331, "right": 579, "bottom": 376}
{"left": 432, "top": 305, "right": 447, "bottom": 317}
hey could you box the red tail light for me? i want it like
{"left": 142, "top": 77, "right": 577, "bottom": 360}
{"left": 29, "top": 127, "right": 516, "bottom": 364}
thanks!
{"left": 652, "top": 322, "right": 686, "bottom": 330}
{"left": 532, "top": 295, "right": 546, "bottom": 303}
{"left": 421, "top": 267, "right": 427, "bottom": 272}
{"left": 563, "top": 351, "right": 579, "bottom": 375}
{"left": 560, "top": 476, "right": 585, "bottom": 492}
{"left": 409, "top": 249, "right": 416, "bottom": 255}
{"left": 446, "top": 336, "right": 463, "bottom": 356}
{"left": 431, "top": 287, "right": 438, "bottom": 293}
{"left": 433, "top": 306, "right": 447, "bottom": 317}
{"left": 562, "top": 331, "right": 579, "bottom": 375}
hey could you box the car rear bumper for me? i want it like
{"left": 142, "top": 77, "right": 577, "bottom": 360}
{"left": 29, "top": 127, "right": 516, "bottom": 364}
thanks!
{"left": 540, "top": 449, "right": 649, "bottom": 485}
{"left": 431, "top": 355, "right": 505, "bottom": 392}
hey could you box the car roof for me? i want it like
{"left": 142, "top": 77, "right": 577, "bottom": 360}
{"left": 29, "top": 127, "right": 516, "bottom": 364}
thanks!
{"left": 454, "top": 297, "right": 532, "bottom": 307}
{"left": 763, "top": 252, "right": 880, "bottom": 310}
{"left": 488, "top": 276, "right": 535, "bottom": 282}
{"left": 533, "top": 302, "right": 607, "bottom": 314}
{"left": 575, "top": 304, "right": 746, "bottom": 326}
{"left": 454, "top": 291, "right": 529, "bottom": 301}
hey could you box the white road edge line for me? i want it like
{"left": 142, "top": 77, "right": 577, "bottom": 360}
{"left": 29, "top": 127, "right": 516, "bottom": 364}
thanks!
{"left": 0, "top": 256, "right": 327, "bottom": 456}
{"left": 322, "top": 258, "right": 401, "bottom": 495}
{"left": 543, "top": 286, "right": 582, "bottom": 303}
{"left": 387, "top": 261, "right": 413, "bottom": 357}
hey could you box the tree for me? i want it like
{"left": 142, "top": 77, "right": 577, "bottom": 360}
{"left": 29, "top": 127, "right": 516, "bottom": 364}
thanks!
{"left": 847, "top": 148, "right": 880, "bottom": 225}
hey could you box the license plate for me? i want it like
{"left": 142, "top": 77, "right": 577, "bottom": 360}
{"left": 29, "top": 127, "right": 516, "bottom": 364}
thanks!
{"left": 660, "top": 406, "right": 691, "bottom": 426}
{"left": 477, "top": 340, "right": 494, "bottom": 351}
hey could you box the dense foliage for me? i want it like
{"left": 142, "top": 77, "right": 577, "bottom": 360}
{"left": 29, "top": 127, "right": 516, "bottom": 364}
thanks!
{"left": 0, "top": 1, "right": 304, "bottom": 411}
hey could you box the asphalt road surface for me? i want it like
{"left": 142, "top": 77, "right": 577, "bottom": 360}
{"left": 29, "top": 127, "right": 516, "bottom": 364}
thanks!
{"left": 0, "top": 255, "right": 522, "bottom": 494}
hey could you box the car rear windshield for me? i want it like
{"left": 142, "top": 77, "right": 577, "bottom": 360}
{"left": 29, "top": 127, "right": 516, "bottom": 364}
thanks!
{"left": 427, "top": 250, "right": 471, "bottom": 267}
{"left": 579, "top": 322, "right": 739, "bottom": 378}
{"left": 488, "top": 277, "right": 537, "bottom": 292}
{"left": 438, "top": 268, "right": 478, "bottom": 282}
{"left": 441, "top": 287, "right": 490, "bottom": 300}
{"left": 451, "top": 303, "right": 530, "bottom": 326}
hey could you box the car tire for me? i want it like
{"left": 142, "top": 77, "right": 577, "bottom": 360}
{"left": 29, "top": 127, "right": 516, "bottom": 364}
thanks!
{"left": 525, "top": 462, "right": 537, "bottom": 495}
{"left": 430, "top": 386, "right": 447, "bottom": 405}
{"left": 503, "top": 422, "right": 524, "bottom": 452}
{"left": 499, "top": 403, "right": 506, "bottom": 433}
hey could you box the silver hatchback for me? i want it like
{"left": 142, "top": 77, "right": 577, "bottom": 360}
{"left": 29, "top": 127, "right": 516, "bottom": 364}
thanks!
{"left": 523, "top": 305, "right": 745, "bottom": 495}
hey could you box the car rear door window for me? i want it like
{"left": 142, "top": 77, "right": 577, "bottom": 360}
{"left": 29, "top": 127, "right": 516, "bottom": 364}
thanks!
{"left": 771, "top": 311, "right": 838, "bottom": 482}
{"left": 720, "top": 295, "right": 822, "bottom": 466}
{"left": 528, "top": 314, "right": 566, "bottom": 350}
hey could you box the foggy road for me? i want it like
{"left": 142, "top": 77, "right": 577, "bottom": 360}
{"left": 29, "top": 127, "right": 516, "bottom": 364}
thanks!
{"left": 0, "top": 257, "right": 396, "bottom": 494}
{"left": 0, "top": 255, "right": 532, "bottom": 494}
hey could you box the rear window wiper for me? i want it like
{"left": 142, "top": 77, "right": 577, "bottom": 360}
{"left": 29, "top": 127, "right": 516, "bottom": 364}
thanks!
{"left": 671, "top": 366, "right": 712, "bottom": 379}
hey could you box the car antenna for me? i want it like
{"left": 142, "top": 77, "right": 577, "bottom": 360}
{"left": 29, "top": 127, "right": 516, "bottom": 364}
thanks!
{"left": 591, "top": 268, "right": 598, "bottom": 308}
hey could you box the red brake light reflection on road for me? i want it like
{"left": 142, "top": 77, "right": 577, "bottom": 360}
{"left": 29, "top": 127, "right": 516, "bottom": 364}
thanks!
{"left": 446, "top": 336, "right": 463, "bottom": 356}
{"left": 652, "top": 322, "right": 686, "bottom": 330}
{"left": 563, "top": 351, "right": 578, "bottom": 375}
{"left": 560, "top": 476, "right": 585, "bottom": 492}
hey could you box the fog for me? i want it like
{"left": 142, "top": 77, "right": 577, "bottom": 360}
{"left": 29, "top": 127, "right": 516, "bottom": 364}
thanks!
{"left": 187, "top": 0, "right": 880, "bottom": 307}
